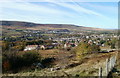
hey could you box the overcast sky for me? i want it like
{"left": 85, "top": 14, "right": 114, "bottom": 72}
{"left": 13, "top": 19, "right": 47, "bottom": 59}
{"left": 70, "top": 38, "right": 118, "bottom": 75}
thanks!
{"left": 0, "top": 0, "right": 118, "bottom": 29}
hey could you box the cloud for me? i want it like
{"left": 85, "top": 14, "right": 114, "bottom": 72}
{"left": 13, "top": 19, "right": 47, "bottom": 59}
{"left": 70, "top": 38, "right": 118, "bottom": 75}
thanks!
{"left": 1, "top": 1, "right": 116, "bottom": 17}
{"left": 1, "top": 1, "right": 83, "bottom": 23}
{"left": 1, "top": 2, "right": 59, "bottom": 14}
{"left": 1, "top": 1, "right": 114, "bottom": 19}
{"left": 1, "top": 2, "right": 81, "bottom": 18}
{"left": 50, "top": 1, "right": 106, "bottom": 18}
{"left": 0, "top": 1, "right": 117, "bottom": 29}
{"left": 80, "top": 2, "right": 118, "bottom": 14}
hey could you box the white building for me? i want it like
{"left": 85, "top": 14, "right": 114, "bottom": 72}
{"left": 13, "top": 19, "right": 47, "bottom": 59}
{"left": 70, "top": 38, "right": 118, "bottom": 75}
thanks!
{"left": 24, "top": 45, "right": 39, "bottom": 51}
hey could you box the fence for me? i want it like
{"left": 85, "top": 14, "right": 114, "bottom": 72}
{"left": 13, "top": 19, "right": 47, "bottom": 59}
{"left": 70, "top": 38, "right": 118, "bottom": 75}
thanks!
{"left": 99, "top": 55, "right": 117, "bottom": 78}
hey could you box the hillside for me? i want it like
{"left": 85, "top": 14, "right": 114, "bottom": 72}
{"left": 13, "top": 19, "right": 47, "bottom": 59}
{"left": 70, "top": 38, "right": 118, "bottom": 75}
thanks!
{"left": 2, "top": 51, "right": 118, "bottom": 76}
{"left": 0, "top": 20, "right": 111, "bottom": 31}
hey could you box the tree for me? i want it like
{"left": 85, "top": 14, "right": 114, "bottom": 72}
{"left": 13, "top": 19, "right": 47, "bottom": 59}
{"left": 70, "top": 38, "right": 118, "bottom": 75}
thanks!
{"left": 22, "top": 51, "right": 41, "bottom": 66}
{"left": 90, "top": 44, "right": 100, "bottom": 52}
{"left": 111, "top": 43, "right": 116, "bottom": 49}
{"left": 109, "top": 38, "right": 117, "bottom": 49}
{"left": 2, "top": 41, "right": 10, "bottom": 51}
{"left": 75, "top": 42, "right": 100, "bottom": 59}
{"left": 11, "top": 41, "right": 26, "bottom": 51}
{"left": 100, "top": 40, "right": 106, "bottom": 45}
{"left": 2, "top": 58, "right": 11, "bottom": 72}
{"left": 2, "top": 50, "right": 41, "bottom": 73}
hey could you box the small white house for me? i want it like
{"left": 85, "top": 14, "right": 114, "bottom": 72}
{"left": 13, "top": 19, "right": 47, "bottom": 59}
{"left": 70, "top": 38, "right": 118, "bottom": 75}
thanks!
{"left": 40, "top": 45, "right": 54, "bottom": 50}
{"left": 40, "top": 45, "right": 46, "bottom": 50}
{"left": 24, "top": 45, "right": 39, "bottom": 51}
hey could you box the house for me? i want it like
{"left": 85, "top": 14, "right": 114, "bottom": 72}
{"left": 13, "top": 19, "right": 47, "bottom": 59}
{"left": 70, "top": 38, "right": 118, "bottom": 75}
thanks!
{"left": 24, "top": 45, "right": 39, "bottom": 51}
{"left": 64, "top": 43, "right": 77, "bottom": 49}
{"left": 64, "top": 43, "right": 67, "bottom": 49}
{"left": 40, "top": 45, "right": 55, "bottom": 50}
{"left": 40, "top": 45, "right": 46, "bottom": 50}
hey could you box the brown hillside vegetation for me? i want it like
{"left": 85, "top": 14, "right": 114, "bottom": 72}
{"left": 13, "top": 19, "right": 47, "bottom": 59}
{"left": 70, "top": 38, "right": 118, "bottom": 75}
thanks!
{"left": 2, "top": 51, "right": 118, "bottom": 76}
{"left": 1, "top": 21, "right": 113, "bottom": 31}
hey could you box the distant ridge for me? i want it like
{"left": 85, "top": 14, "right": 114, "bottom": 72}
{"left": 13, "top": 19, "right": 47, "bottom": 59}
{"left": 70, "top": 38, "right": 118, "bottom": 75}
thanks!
{"left": 0, "top": 20, "right": 81, "bottom": 27}
{"left": 0, "top": 20, "right": 111, "bottom": 31}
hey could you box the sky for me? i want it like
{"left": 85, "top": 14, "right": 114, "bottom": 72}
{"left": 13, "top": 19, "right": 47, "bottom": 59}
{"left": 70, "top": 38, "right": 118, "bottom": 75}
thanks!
{"left": 0, "top": 0, "right": 118, "bottom": 29}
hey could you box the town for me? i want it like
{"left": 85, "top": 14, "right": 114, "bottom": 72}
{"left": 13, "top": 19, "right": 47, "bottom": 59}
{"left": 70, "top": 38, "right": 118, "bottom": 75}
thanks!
{"left": 1, "top": 21, "right": 120, "bottom": 77}
{"left": 2, "top": 28, "right": 119, "bottom": 52}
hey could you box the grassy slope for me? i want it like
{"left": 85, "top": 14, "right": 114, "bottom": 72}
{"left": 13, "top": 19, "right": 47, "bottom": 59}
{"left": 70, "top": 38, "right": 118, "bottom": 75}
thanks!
{"left": 2, "top": 51, "right": 117, "bottom": 76}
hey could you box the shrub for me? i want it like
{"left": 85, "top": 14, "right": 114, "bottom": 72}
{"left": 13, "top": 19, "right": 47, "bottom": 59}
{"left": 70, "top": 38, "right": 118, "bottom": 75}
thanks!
{"left": 41, "top": 57, "right": 55, "bottom": 67}
{"left": 22, "top": 51, "right": 41, "bottom": 66}
{"left": 2, "top": 60, "right": 11, "bottom": 72}
{"left": 2, "top": 50, "right": 41, "bottom": 73}
{"left": 75, "top": 42, "right": 100, "bottom": 60}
